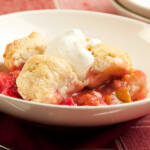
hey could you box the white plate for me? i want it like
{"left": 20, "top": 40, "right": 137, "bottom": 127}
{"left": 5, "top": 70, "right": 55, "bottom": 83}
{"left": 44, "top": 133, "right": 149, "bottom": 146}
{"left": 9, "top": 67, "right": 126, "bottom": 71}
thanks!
{"left": 0, "top": 10, "right": 150, "bottom": 127}
{"left": 118, "top": 0, "right": 150, "bottom": 19}
{"left": 110, "top": 0, "right": 150, "bottom": 23}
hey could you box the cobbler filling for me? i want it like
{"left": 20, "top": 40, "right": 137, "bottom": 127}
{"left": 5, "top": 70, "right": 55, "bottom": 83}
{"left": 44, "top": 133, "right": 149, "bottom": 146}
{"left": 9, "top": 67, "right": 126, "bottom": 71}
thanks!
{"left": 0, "top": 68, "right": 148, "bottom": 106}
{"left": 62, "top": 70, "right": 148, "bottom": 106}
{"left": 0, "top": 71, "right": 21, "bottom": 98}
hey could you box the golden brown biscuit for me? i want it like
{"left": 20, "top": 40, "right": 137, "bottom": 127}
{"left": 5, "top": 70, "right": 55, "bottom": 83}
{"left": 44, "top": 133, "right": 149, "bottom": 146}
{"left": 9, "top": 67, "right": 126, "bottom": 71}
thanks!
{"left": 3, "top": 32, "right": 47, "bottom": 71}
{"left": 16, "top": 55, "right": 83, "bottom": 104}
{"left": 86, "top": 43, "right": 132, "bottom": 88}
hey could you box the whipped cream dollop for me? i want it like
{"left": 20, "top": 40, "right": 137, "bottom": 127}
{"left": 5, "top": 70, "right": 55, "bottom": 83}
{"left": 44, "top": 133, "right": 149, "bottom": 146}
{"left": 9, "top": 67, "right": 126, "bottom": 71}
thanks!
{"left": 45, "top": 29, "right": 101, "bottom": 79}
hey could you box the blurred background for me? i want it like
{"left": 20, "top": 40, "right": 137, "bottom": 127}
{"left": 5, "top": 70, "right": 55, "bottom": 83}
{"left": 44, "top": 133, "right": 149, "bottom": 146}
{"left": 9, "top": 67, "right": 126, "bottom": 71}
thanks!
{"left": 0, "top": 0, "right": 149, "bottom": 23}
{"left": 0, "top": 0, "right": 116, "bottom": 14}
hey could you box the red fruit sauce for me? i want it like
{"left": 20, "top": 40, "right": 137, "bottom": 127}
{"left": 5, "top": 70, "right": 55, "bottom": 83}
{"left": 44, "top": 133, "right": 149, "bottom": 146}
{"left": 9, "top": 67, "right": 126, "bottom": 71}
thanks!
{"left": 0, "top": 71, "right": 21, "bottom": 98}
{"left": 0, "top": 69, "right": 148, "bottom": 106}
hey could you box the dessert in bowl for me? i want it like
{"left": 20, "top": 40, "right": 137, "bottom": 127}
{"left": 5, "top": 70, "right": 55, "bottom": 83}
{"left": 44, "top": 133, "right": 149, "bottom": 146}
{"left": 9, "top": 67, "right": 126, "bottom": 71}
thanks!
{"left": 1, "top": 29, "right": 148, "bottom": 106}
{"left": 0, "top": 10, "right": 149, "bottom": 126}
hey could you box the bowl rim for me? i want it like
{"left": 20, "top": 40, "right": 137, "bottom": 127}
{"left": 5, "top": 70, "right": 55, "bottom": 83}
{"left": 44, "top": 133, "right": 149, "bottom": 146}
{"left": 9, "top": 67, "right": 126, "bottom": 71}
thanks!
{"left": 0, "top": 9, "right": 149, "bottom": 110}
{"left": 0, "top": 9, "right": 149, "bottom": 26}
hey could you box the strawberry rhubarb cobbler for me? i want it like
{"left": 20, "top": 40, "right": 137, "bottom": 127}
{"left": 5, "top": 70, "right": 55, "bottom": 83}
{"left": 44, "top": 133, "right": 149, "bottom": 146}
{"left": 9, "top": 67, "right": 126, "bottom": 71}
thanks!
{"left": 1, "top": 29, "right": 148, "bottom": 106}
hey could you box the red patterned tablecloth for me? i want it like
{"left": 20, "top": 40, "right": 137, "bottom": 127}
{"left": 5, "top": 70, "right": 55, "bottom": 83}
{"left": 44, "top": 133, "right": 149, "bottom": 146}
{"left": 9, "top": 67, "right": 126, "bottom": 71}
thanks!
{"left": 0, "top": 0, "right": 149, "bottom": 150}
{"left": 0, "top": 0, "right": 55, "bottom": 15}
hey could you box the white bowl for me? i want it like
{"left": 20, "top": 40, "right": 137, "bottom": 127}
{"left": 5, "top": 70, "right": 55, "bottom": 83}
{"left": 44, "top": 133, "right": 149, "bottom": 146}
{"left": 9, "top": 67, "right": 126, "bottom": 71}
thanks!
{"left": 110, "top": 0, "right": 150, "bottom": 23}
{"left": 118, "top": 0, "right": 150, "bottom": 19}
{"left": 0, "top": 10, "right": 150, "bottom": 127}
